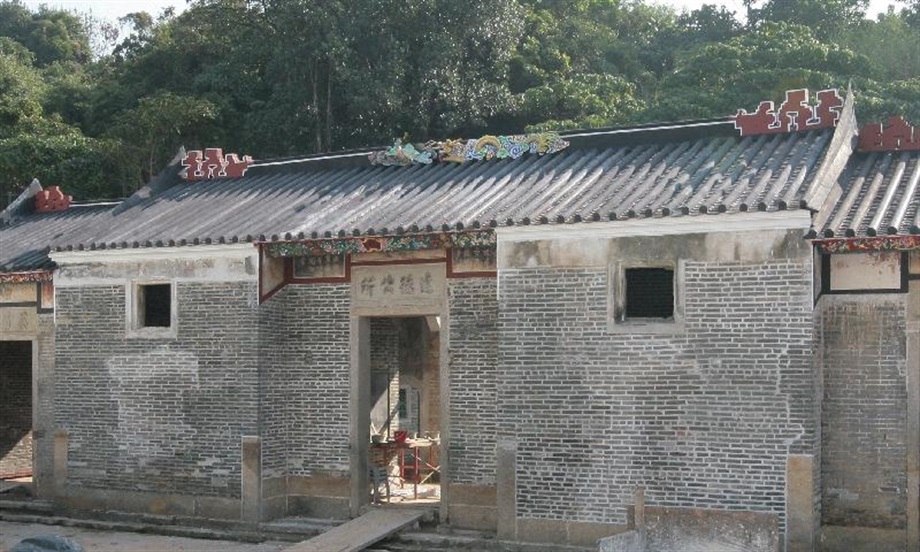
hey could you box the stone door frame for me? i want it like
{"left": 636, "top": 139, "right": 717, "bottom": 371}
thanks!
{"left": 347, "top": 262, "right": 450, "bottom": 521}
{"left": 0, "top": 333, "right": 39, "bottom": 483}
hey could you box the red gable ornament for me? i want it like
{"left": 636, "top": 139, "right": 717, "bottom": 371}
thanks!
{"left": 734, "top": 88, "right": 844, "bottom": 137}
{"left": 858, "top": 116, "right": 920, "bottom": 152}
{"left": 35, "top": 185, "right": 72, "bottom": 213}
{"left": 181, "top": 148, "right": 253, "bottom": 181}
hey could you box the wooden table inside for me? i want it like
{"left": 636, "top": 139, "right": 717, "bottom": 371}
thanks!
{"left": 370, "top": 438, "right": 440, "bottom": 500}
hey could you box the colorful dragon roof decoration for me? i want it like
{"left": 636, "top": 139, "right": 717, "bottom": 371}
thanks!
{"left": 369, "top": 132, "right": 570, "bottom": 166}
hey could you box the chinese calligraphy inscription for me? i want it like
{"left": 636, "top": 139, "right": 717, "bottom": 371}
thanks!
{"left": 352, "top": 264, "right": 445, "bottom": 309}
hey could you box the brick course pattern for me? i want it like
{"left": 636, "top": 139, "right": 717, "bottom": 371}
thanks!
{"left": 448, "top": 277, "right": 499, "bottom": 485}
{"left": 259, "top": 284, "right": 351, "bottom": 478}
{"left": 498, "top": 261, "right": 815, "bottom": 529}
{"left": 0, "top": 341, "right": 33, "bottom": 477}
{"left": 819, "top": 297, "right": 907, "bottom": 529}
{"left": 33, "top": 313, "right": 55, "bottom": 496}
{"left": 258, "top": 291, "right": 287, "bottom": 479}
{"left": 370, "top": 318, "right": 400, "bottom": 436}
{"left": 55, "top": 282, "right": 259, "bottom": 497}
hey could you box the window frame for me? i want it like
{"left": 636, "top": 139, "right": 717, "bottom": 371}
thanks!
{"left": 126, "top": 280, "right": 177, "bottom": 338}
{"left": 609, "top": 259, "right": 685, "bottom": 334}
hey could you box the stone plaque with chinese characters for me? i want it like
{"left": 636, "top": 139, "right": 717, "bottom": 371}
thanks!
{"left": 0, "top": 283, "right": 36, "bottom": 304}
{"left": 0, "top": 306, "right": 39, "bottom": 334}
{"left": 351, "top": 263, "right": 445, "bottom": 310}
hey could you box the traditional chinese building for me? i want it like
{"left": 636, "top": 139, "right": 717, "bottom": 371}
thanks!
{"left": 1, "top": 90, "right": 917, "bottom": 552}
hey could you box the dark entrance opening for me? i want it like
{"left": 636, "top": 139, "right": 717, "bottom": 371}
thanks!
{"left": 0, "top": 341, "right": 33, "bottom": 479}
{"left": 367, "top": 316, "right": 441, "bottom": 505}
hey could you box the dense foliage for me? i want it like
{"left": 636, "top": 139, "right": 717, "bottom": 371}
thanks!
{"left": 1, "top": 0, "right": 918, "bottom": 205}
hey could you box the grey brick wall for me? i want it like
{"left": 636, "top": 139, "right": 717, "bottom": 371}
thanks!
{"left": 0, "top": 340, "right": 32, "bottom": 477}
{"left": 55, "top": 282, "right": 259, "bottom": 498}
{"left": 258, "top": 284, "right": 351, "bottom": 478}
{"left": 819, "top": 296, "right": 907, "bottom": 529}
{"left": 35, "top": 313, "right": 56, "bottom": 497}
{"left": 422, "top": 324, "right": 440, "bottom": 435}
{"left": 498, "top": 259, "right": 814, "bottom": 529}
{"left": 448, "top": 277, "right": 499, "bottom": 485}
{"left": 370, "top": 317, "right": 400, "bottom": 436}
{"left": 258, "top": 290, "right": 287, "bottom": 479}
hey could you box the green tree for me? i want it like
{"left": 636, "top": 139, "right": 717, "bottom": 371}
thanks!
{"left": 98, "top": 0, "right": 525, "bottom": 154}
{"left": 0, "top": 132, "right": 125, "bottom": 204}
{"left": 0, "top": 49, "right": 46, "bottom": 131}
{"left": 521, "top": 73, "right": 642, "bottom": 130}
{"left": 108, "top": 91, "right": 218, "bottom": 182}
{"left": 840, "top": 10, "right": 920, "bottom": 81}
{"left": 857, "top": 77, "right": 920, "bottom": 124}
{"left": 505, "top": 0, "right": 652, "bottom": 130}
{"left": 744, "top": 0, "right": 869, "bottom": 39}
{"left": 0, "top": 1, "right": 91, "bottom": 65}
{"left": 0, "top": 52, "right": 125, "bottom": 204}
{"left": 644, "top": 22, "right": 871, "bottom": 121}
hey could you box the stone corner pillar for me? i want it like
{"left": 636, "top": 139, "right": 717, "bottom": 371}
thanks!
{"left": 52, "top": 429, "right": 68, "bottom": 499}
{"left": 496, "top": 438, "right": 517, "bottom": 541}
{"left": 241, "top": 435, "right": 261, "bottom": 524}
{"left": 787, "top": 453, "right": 816, "bottom": 552}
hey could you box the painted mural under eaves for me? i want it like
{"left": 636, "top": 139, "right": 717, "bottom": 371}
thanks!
{"left": 266, "top": 231, "right": 496, "bottom": 258}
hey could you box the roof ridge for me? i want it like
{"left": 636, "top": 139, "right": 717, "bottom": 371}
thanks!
{"left": 0, "top": 179, "right": 43, "bottom": 225}
{"left": 245, "top": 117, "right": 738, "bottom": 170}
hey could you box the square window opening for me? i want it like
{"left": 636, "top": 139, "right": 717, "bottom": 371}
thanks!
{"left": 139, "top": 284, "right": 171, "bottom": 327}
{"left": 625, "top": 267, "right": 674, "bottom": 319}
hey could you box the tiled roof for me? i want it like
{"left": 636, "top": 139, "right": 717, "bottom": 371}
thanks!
{"left": 0, "top": 202, "right": 118, "bottom": 273}
{"left": 49, "top": 120, "right": 841, "bottom": 251}
{"left": 815, "top": 150, "right": 920, "bottom": 238}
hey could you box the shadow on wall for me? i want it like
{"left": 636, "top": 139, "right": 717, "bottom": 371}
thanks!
{"left": 0, "top": 340, "right": 33, "bottom": 479}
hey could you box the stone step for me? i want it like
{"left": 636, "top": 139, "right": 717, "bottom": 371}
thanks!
{"left": 260, "top": 516, "right": 341, "bottom": 537}
{"left": 0, "top": 499, "right": 54, "bottom": 516}
{"left": 383, "top": 531, "right": 595, "bottom": 552}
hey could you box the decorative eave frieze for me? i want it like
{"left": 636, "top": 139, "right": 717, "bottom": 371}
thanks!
{"left": 263, "top": 231, "right": 496, "bottom": 258}
{"left": 0, "top": 270, "right": 53, "bottom": 284}
{"left": 811, "top": 235, "right": 920, "bottom": 254}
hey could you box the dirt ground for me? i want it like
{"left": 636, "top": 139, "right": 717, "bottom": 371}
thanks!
{"left": 0, "top": 521, "right": 289, "bottom": 552}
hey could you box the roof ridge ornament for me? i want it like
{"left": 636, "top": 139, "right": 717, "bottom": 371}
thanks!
{"left": 35, "top": 185, "right": 72, "bottom": 213}
{"left": 733, "top": 88, "right": 843, "bottom": 137}
{"left": 857, "top": 116, "right": 920, "bottom": 152}
{"left": 181, "top": 148, "right": 254, "bottom": 181}
{"left": 369, "top": 132, "right": 570, "bottom": 166}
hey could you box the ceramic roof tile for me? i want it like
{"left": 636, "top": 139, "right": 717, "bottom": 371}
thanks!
{"left": 46, "top": 120, "right": 837, "bottom": 251}
{"left": 819, "top": 151, "right": 920, "bottom": 237}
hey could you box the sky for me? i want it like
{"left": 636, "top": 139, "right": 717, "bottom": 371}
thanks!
{"left": 22, "top": 0, "right": 903, "bottom": 22}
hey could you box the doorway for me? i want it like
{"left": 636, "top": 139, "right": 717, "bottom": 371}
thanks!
{"left": 0, "top": 341, "right": 33, "bottom": 480}
{"left": 366, "top": 316, "right": 442, "bottom": 506}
